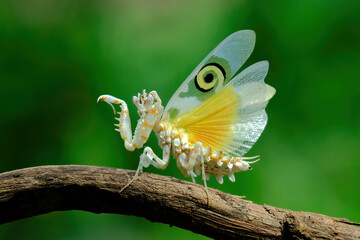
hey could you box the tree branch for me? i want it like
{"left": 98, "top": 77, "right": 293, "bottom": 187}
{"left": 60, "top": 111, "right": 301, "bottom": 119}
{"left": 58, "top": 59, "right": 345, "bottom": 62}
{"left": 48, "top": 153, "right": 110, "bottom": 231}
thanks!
{"left": 0, "top": 165, "right": 358, "bottom": 239}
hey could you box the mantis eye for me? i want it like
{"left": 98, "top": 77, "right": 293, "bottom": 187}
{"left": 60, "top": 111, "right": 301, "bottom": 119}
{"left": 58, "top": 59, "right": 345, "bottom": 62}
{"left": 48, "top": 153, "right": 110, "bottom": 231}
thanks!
{"left": 195, "top": 63, "right": 225, "bottom": 92}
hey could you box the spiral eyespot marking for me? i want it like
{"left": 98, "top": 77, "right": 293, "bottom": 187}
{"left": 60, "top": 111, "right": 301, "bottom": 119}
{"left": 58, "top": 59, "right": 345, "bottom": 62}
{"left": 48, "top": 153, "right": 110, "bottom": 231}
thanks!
{"left": 195, "top": 63, "right": 225, "bottom": 92}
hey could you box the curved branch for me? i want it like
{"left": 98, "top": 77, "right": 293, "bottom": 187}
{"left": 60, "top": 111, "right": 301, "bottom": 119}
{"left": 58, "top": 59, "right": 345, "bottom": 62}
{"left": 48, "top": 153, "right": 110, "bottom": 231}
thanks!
{"left": 0, "top": 165, "right": 358, "bottom": 239}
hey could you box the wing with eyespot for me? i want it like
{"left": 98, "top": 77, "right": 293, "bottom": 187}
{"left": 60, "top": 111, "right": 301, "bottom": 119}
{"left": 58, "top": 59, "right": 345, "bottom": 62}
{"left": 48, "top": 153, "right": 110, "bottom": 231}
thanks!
{"left": 162, "top": 30, "right": 256, "bottom": 121}
{"left": 169, "top": 61, "right": 275, "bottom": 157}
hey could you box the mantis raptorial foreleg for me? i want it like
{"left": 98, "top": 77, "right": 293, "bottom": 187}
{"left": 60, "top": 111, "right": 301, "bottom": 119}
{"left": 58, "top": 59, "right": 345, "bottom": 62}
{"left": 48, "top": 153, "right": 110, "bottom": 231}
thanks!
{"left": 97, "top": 90, "right": 163, "bottom": 151}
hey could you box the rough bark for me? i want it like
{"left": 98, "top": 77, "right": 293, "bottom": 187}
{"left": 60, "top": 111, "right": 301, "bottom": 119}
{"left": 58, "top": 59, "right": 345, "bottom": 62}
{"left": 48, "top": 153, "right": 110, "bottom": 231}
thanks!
{"left": 0, "top": 165, "right": 358, "bottom": 239}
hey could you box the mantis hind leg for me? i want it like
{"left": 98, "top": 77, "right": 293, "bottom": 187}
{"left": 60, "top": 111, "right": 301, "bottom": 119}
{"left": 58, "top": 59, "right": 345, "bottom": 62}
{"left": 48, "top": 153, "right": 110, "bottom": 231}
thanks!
{"left": 192, "top": 142, "right": 210, "bottom": 206}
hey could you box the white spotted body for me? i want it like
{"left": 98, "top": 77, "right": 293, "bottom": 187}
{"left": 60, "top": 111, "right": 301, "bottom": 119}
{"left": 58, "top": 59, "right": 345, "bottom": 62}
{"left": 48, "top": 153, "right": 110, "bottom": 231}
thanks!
{"left": 98, "top": 30, "right": 276, "bottom": 203}
{"left": 153, "top": 122, "right": 256, "bottom": 184}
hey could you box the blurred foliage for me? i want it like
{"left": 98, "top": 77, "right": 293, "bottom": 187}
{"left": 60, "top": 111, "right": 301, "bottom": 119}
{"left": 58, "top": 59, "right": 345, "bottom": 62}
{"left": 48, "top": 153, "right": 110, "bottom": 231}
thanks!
{"left": 0, "top": 0, "right": 359, "bottom": 239}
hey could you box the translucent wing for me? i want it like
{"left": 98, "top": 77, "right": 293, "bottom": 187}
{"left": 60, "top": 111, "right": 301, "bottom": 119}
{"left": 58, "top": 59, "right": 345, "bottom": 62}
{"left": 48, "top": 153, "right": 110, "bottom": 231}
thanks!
{"left": 168, "top": 61, "right": 275, "bottom": 157}
{"left": 224, "top": 61, "right": 275, "bottom": 156}
{"left": 163, "top": 30, "right": 256, "bottom": 121}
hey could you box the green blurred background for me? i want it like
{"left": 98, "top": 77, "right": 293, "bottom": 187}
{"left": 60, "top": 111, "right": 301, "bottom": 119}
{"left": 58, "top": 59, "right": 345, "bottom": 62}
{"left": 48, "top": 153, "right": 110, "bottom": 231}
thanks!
{"left": 1, "top": 0, "right": 359, "bottom": 239}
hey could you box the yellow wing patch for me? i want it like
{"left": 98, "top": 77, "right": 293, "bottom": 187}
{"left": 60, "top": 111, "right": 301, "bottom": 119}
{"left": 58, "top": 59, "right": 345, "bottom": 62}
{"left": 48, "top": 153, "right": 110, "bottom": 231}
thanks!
{"left": 171, "top": 86, "right": 239, "bottom": 151}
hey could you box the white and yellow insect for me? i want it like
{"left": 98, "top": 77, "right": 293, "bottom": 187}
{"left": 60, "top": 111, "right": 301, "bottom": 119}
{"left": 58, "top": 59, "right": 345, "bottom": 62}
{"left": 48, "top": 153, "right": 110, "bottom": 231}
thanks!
{"left": 98, "top": 30, "right": 275, "bottom": 203}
